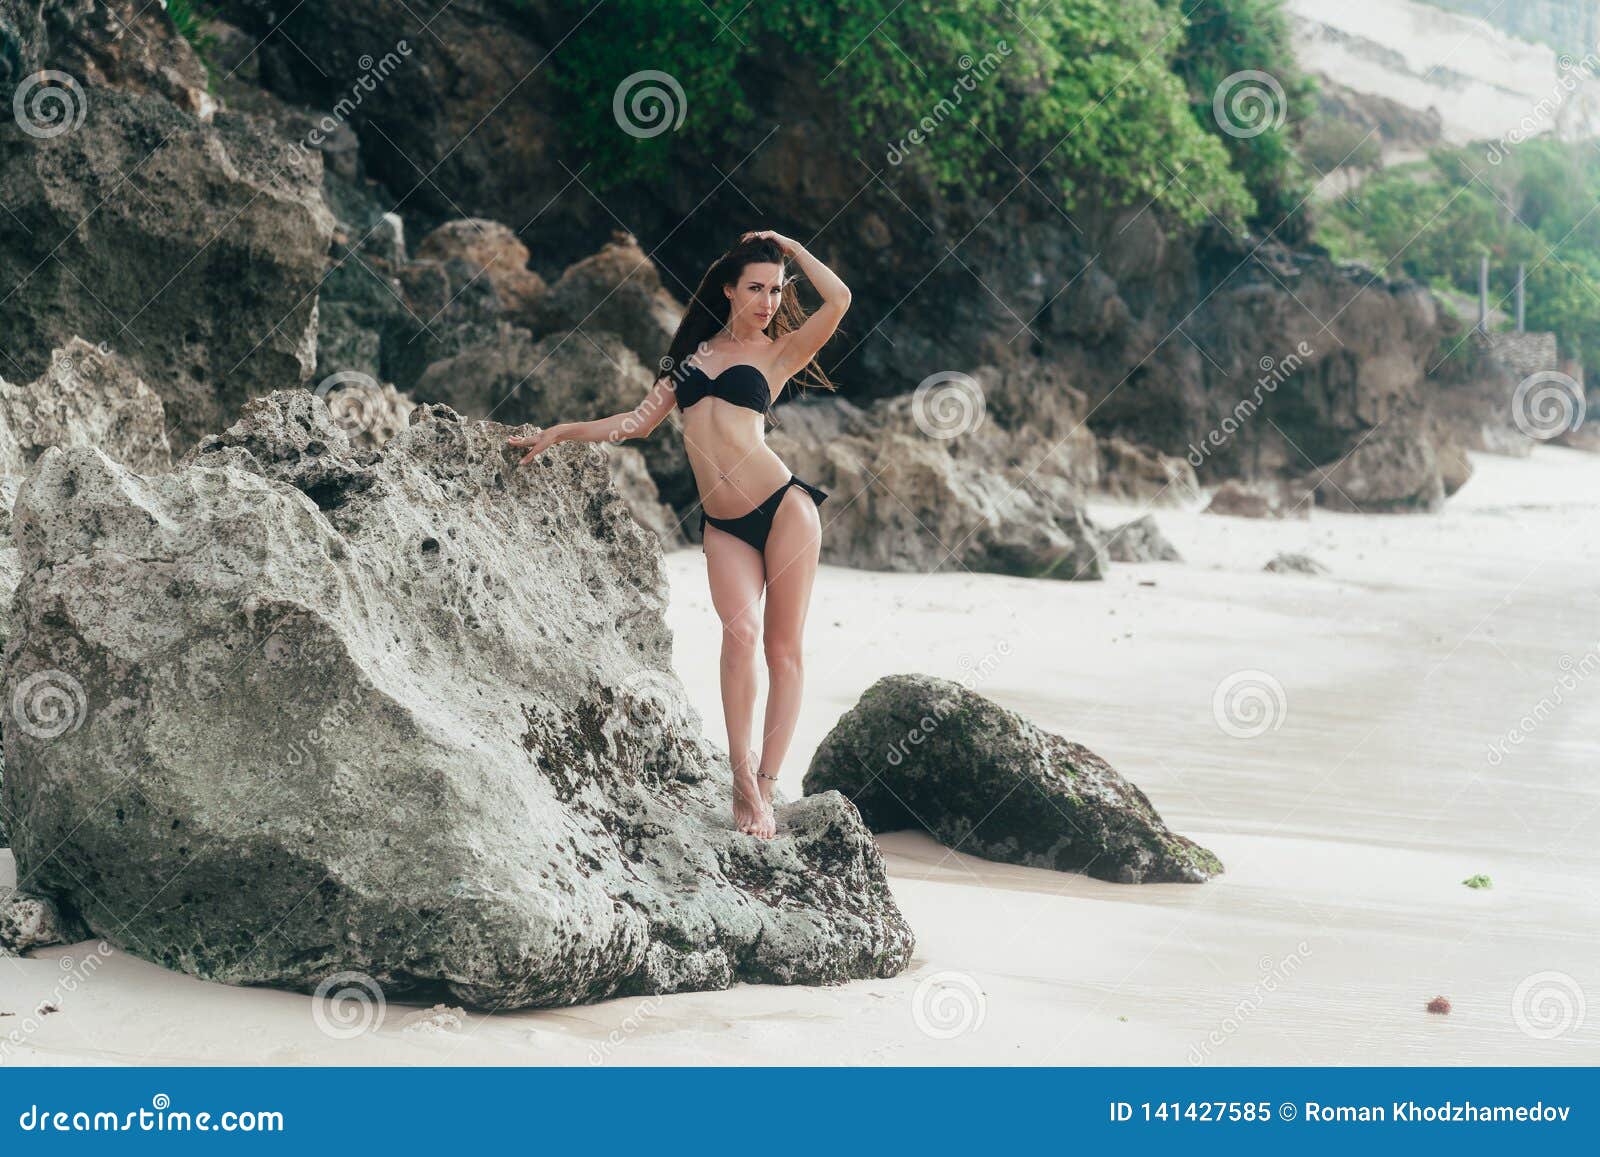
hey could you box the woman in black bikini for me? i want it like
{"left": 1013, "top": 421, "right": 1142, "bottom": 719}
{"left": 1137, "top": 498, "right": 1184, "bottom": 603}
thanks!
{"left": 507, "top": 231, "right": 851, "bottom": 839}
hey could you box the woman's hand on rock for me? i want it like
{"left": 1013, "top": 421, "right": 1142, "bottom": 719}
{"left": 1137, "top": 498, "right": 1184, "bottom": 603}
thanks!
{"left": 507, "top": 426, "right": 560, "bottom": 466}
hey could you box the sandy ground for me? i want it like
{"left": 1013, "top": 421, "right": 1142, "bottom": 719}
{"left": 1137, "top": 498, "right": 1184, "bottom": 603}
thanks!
{"left": 4, "top": 445, "right": 1599, "bottom": 1066}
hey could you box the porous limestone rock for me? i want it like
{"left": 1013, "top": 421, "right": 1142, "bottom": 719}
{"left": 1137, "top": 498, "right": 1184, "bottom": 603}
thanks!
{"left": 0, "top": 888, "right": 85, "bottom": 957}
{"left": 1, "top": 392, "right": 913, "bottom": 1006}
{"left": 0, "top": 337, "right": 172, "bottom": 476}
{"left": 0, "top": 336, "right": 172, "bottom": 848}
{"left": 313, "top": 374, "right": 418, "bottom": 450}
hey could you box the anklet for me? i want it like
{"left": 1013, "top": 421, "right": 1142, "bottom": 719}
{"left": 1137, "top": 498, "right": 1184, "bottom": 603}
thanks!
{"left": 756, "top": 770, "right": 779, "bottom": 781}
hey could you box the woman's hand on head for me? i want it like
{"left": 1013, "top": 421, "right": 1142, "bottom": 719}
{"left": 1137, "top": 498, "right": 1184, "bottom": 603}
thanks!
{"left": 742, "top": 228, "right": 798, "bottom": 257}
{"left": 507, "top": 425, "right": 560, "bottom": 466}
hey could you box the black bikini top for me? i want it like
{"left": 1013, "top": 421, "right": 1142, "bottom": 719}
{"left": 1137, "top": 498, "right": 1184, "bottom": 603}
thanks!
{"left": 673, "top": 362, "right": 773, "bottom": 415}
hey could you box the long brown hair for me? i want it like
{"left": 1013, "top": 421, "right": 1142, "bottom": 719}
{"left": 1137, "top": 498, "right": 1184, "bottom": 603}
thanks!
{"left": 658, "top": 236, "right": 838, "bottom": 422}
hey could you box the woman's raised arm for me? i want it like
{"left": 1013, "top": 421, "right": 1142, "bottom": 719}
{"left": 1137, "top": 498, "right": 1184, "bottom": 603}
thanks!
{"left": 507, "top": 375, "right": 677, "bottom": 467}
{"left": 743, "top": 230, "right": 852, "bottom": 379}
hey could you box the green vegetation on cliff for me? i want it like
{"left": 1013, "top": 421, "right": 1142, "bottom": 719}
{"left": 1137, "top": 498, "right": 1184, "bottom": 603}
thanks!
{"left": 1321, "top": 139, "right": 1600, "bottom": 367}
{"left": 1166, "top": 0, "right": 1313, "bottom": 239}
{"left": 553, "top": 0, "right": 1310, "bottom": 232}
{"left": 164, "top": 0, "right": 211, "bottom": 43}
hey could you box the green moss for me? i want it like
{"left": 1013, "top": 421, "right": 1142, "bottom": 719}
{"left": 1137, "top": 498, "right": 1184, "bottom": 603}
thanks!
{"left": 160, "top": 0, "right": 222, "bottom": 89}
{"left": 551, "top": 0, "right": 1262, "bottom": 229}
{"left": 163, "top": 0, "right": 212, "bottom": 47}
{"left": 1462, "top": 873, "right": 1493, "bottom": 890}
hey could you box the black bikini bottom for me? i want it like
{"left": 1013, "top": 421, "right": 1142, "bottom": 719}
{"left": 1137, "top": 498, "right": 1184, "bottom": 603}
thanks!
{"left": 699, "top": 474, "right": 830, "bottom": 554}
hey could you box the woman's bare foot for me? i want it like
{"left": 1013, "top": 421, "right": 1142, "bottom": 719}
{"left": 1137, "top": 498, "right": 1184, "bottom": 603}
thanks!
{"left": 751, "top": 748, "right": 780, "bottom": 837}
{"left": 755, "top": 749, "right": 780, "bottom": 801}
{"left": 732, "top": 750, "right": 774, "bottom": 838}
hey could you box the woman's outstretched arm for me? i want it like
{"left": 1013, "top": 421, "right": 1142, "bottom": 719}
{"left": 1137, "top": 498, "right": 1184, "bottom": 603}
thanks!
{"left": 507, "top": 375, "right": 677, "bottom": 467}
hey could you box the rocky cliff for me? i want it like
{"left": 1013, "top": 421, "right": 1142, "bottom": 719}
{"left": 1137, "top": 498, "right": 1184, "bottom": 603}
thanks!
{"left": 203, "top": 0, "right": 1522, "bottom": 522}
{"left": 4, "top": 1, "right": 1539, "bottom": 545}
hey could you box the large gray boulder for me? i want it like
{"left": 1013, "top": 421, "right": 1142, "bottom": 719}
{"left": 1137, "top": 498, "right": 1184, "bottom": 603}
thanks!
{"left": 803, "top": 675, "right": 1223, "bottom": 884}
{"left": 0, "top": 84, "right": 334, "bottom": 451}
{"left": 0, "top": 336, "right": 173, "bottom": 848}
{"left": 1, "top": 392, "right": 913, "bottom": 1003}
{"left": 1310, "top": 407, "right": 1447, "bottom": 513}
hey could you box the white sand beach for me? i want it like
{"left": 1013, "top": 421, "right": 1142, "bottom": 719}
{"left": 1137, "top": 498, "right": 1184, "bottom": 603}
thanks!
{"left": 4, "top": 445, "right": 1598, "bottom": 1066}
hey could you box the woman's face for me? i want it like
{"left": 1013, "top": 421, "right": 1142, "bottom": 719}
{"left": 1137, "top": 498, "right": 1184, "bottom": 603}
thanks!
{"left": 724, "top": 261, "right": 784, "bottom": 329}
